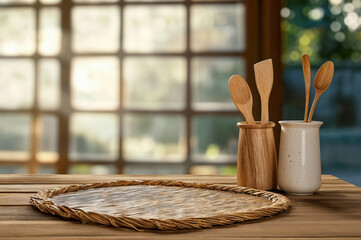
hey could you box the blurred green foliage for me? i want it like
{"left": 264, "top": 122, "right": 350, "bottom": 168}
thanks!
{"left": 282, "top": 0, "right": 361, "bottom": 64}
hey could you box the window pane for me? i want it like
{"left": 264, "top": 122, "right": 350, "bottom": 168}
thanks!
{"left": 191, "top": 4, "right": 245, "bottom": 52}
{"left": 70, "top": 113, "right": 119, "bottom": 161}
{"left": 71, "top": 57, "right": 119, "bottom": 110}
{"left": 190, "top": 165, "right": 218, "bottom": 175}
{"left": 38, "top": 59, "right": 60, "bottom": 110}
{"left": 0, "top": 114, "right": 31, "bottom": 161}
{"left": 0, "top": 0, "right": 35, "bottom": 4}
{"left": 124, "top": 164, "right": 185, "bottom": 174}
{"left": 192, "top": 116, "right": 239, "bottom": 163}
{"left": 37, "top": 115, "right": 58, "bottom": 163}
{"left": 72, "top": 6, "right": 120, "bottom": 53}
{"left": 74, "top": 0, "right": 118, "bottom": 2}
{"left": 39, "top": 7, "right": 61, "bottom": 56}
{"left": 126, "top": 0, "right": 181, "bottom": 1}
{"left": 0, "top": 59, "right": 34, "bottom": 109}
{"left": 38, "top": 165, "right": 55, "bottom": 174}
{"left": 0, "top": 165, "right": 27, "bottom": 174}
{"left": 40, "top": 0, "right": 61, "bottom": 4}
{"left": 124, "top": 57, "right": 186, "bottom": 110}
{"left": 123, "top": 114, "right": 186, "bottom": 162}
{"left": 0, "top": 8, "right": 35, "bottom": 55}
{"left": 70, "top": 164, "right": 116, "bottom": 174}
{"left": 192, "top": 57, "right": 245, "bottom": 110}
{"left": 190, "top": 165, "right": 237, "bottom": 175}
{"left": 124, "top": 5, "right": 186, "bottom": 53}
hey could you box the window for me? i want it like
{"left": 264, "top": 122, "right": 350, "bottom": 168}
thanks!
{"left": 0, "top": 0, "right": 263, "bottom": 175}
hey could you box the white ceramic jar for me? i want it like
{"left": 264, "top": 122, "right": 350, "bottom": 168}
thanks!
{"left": 278, "top": 120, "right": 323, "bottom": 195}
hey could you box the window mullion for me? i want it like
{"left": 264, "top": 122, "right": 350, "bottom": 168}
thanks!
{"left": 29, "top": 0, "right": 41, "bottom": 174}
{"left": 185, "top": 0, "right": 192, "bottom": 174}
{"left": 117, "top": 0, "right": 125, "bottom": 174}
{"left": 57, "top": 0, "right": 72, "bottom": 174}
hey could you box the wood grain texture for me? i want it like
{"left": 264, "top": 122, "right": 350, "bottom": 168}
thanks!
{"left": 3, "top": 238, "right": 361, "bottom": 240}
{"left": 0, "top": 175, "right": 360, "bottom": 239}
{"left": 254, "top": 59, "right": 274, "bottom": 124}
{"left": 237, "top": 122, "right": 277, "bottom": 190}
{"left": 0, "top": 219, "right": 361, "bottom": 238}
{"left": 0, "top": 181, "right": 359, "bottom": 193}
{"left": 0, "top": 174, "right": 344, "bottom": 184}
{"left": 0, "top": 174, "right": 239, "bottom": 184}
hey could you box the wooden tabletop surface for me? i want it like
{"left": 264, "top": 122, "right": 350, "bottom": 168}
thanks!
{"left": 0, "top": 174, "right": 360, "bottom": 239}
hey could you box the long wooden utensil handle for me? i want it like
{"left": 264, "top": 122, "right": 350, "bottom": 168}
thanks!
{"left": 261, "top": 101, "right": 269, "bottom": 124}
{"left": 308, "top": 92, "right": 321, "bottom": 123}
{"left": 244, "top": 110, "right": 256, "bottom": 125}
{"left": 304, "top": 94, "right": 310, "bottom": 122}
{"left": 302, "top": 54, "right": 311, "bottom": 123}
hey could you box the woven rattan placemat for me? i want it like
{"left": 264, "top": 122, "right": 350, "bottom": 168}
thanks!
{"left": 30, "top": 180, "right": 291, "bottom": 231}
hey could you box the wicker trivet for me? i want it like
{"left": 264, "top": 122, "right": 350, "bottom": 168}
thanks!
{"left": 30, "top": 180, "right": 291, "bottom": 231}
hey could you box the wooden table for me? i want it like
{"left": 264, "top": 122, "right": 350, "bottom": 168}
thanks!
{"left": 0, "top": 174, "right": 360, "bottom": 239}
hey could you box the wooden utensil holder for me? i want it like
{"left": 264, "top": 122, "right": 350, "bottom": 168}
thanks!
{"left": 236, "top": 121, "right": 277, "bottom": 190}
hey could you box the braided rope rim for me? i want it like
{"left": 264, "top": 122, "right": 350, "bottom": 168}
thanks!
{"left": 30, "top": 180, "right": 291, "bottom": 231}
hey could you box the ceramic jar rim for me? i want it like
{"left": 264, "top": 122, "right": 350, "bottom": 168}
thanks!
{"left": 279, "top": 120, "right": 323, "bottom": 128}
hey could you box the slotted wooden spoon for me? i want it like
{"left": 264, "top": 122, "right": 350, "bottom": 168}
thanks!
{"left": 228, "top": 75, "right": 255, "bottom": 124}
{"left": 254, "top": 59, "right": 273, "bottom": 124}
{"left": 307, "top": 61, "right": 334, "bottom": 122}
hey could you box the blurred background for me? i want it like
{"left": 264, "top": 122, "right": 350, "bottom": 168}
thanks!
{"left": 282, "top": 0, "right": 361, "bottom": 186}
{"left": 0, "top": 0, "right": 359, "bottom": 186}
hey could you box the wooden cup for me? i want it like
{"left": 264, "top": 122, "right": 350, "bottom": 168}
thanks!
{"left": 236, "top": 121, "right": 277, "bottom": 190}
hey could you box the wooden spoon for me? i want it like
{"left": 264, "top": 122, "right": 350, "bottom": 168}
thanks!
{"left": 307, "top": 61, "right": 334, "bottom": 123}
{"left": 254, "top": 59, "right": 273, "bottom": 124}
{"left": 302, "top": 54, "right": 311, "bottom": 123}
{"left": 228, "top": 75, "right": 255, "bottom": 124}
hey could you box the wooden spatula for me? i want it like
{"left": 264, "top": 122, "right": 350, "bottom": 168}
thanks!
{"left": 228, "top": 75, "right": 255, "bottom": 125}
{"left": 254, "top": 59, "right": 273, "bottom": 124}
